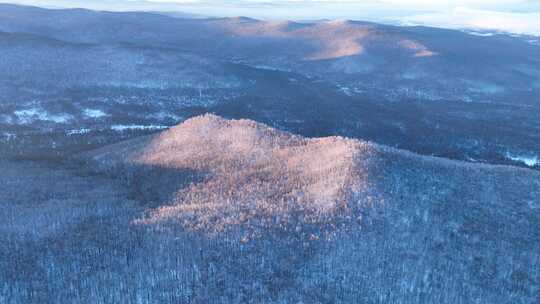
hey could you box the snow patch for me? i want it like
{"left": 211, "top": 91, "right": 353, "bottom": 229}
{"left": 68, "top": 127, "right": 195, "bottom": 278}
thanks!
{"left": 505, "top": 152, "right": 538, "bottom": 167}
{"left": 83, "top": 109, "right": 107, "bottom": 118}
{"left": 14, "top": 108, "right": 71, "bottom": 124}
{"left": 110, "top": 125, "right": 169, "bottom": 132}
{"left": 337, "top": 85, "right": 364, "bottom": 96}
{"left": 232, "top": 60, "right": 292, "bottom": 73}
{"left": 251, "top": 64, "right": 290, "bottom": 72}
{"left": 466, "top": 80, "right": 504, "bottom": 94}
{"left": 66, "top": 129, "right": 92, "bottom": 136}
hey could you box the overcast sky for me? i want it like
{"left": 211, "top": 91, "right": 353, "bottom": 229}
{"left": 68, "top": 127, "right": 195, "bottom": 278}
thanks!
{"left": 4, "top": 0, "right": 540, "bottom": 35}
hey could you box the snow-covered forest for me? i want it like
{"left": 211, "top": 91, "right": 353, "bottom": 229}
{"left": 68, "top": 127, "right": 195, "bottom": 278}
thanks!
{"left": 1, "top": 116, "right": 538, "bottom": 303}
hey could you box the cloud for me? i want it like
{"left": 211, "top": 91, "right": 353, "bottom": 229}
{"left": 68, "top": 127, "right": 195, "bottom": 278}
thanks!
{"left": 401, "top": 7, "right": 540, "bottom": 36}
{"left": 6, "top": 0, "right": 540, "bottom": 35}
{"left": 380, "top": 0, "right": 525, "bottom": 6}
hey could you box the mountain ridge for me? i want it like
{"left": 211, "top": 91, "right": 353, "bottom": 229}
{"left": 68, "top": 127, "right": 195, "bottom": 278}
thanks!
{"left": 82, "top": 114, "right": 540, "bottom": 236}
{"left": 88, "top": 113, "right": 540, "bottom": 173}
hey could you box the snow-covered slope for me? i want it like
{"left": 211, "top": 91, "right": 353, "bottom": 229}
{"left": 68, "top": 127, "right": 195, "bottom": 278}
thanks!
{"left": 78, "top": 115, "right": 540, "bottom": 303}
{"left": 2, "top": 115, "right": 538, "bottom": 303}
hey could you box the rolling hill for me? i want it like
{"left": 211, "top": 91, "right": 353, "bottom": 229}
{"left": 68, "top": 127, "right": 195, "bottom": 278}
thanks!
{"left": 2, "top": 114, "right": 539, "bottom": 303}
{"left": 79, "top": 115, "right": 540, "bottom": 302}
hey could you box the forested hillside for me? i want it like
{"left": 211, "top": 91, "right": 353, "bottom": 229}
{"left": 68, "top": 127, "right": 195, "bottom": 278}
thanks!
{"left": 2, "top": 115, "right": 538, "bottom": 303}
